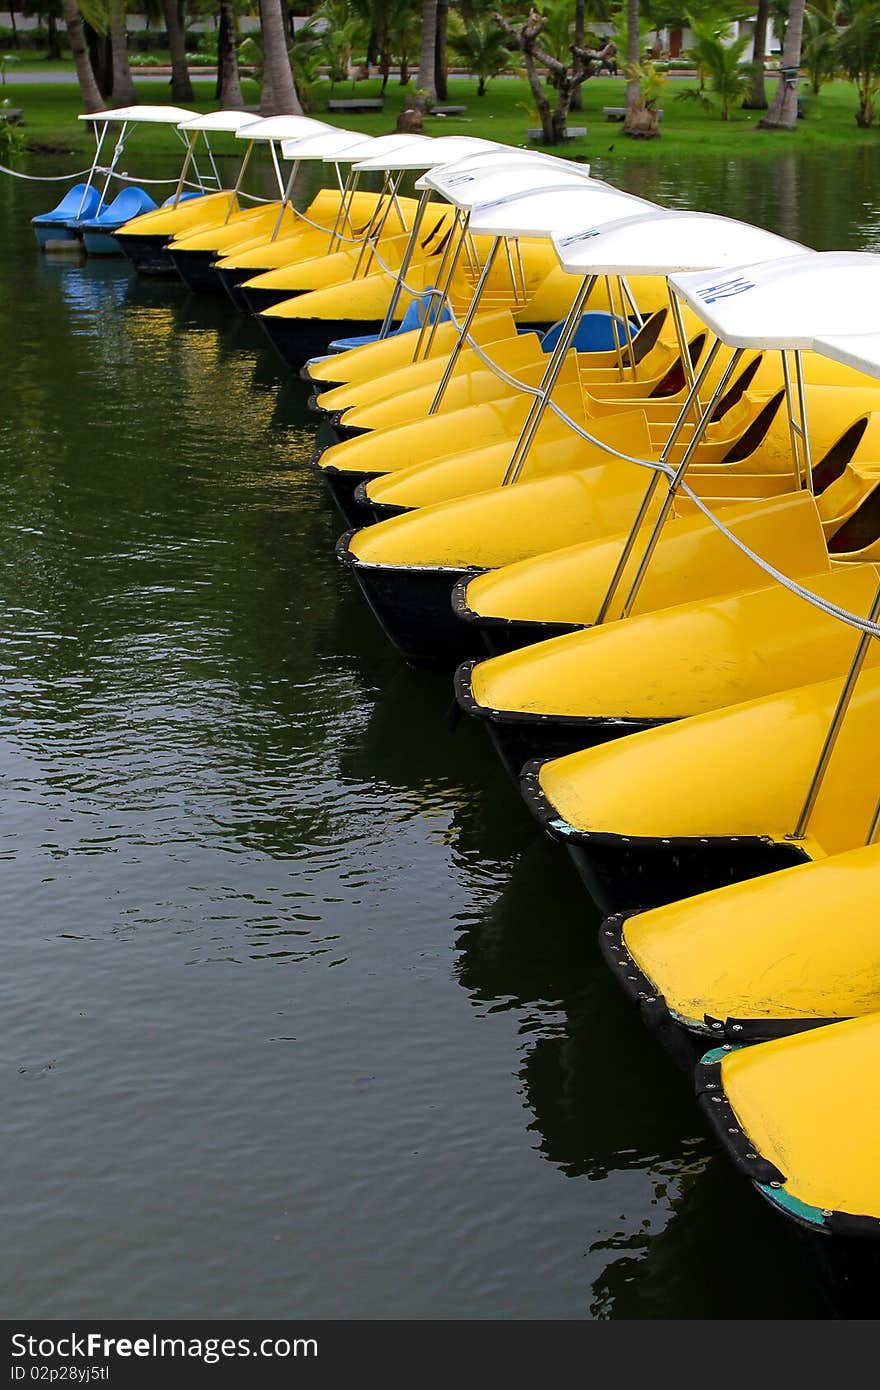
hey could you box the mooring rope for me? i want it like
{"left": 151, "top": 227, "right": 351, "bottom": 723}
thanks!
{"left": 361, "top": 250, "right": 880, "bottom": 640}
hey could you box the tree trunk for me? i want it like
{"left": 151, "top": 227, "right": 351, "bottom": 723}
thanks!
{"left": 61, "top": 0, "right": 105, "bottom": 111}
{"left": 109, "top": 0, "right": 137, "bottom": 107}
{"left": 258, "top": 0, "right": 303, "bottom": 114}
{"left": 744, "top": 0, "right": 770, "bottom": 108}
{"left": 624, "top": 0, "right": 640, "bottom": 113}
{"left": 417, "top": 0, "right": 438, "bottom": 103}
{"left": 260, "top": 66, "right": 274, "bottom": 115}
{"left": 571, "top": 0, "right": 584, "bottom": 109}
{"left": 759, "top": 0, "right": 805, "bottom": 128}
{"left": 46, "top": 10, "right": 62, "bottom": 60}
{"left": 216, "top": 0, "right": 244, "bottom": 107}
{"left": 434, "top": 0, "right": 448, "bottom": 100}
{"left": 9, "top": 6, "right": 18, "bottom": 48}
{"left": 163, "top": 0, "right": 194, "bottom": 102}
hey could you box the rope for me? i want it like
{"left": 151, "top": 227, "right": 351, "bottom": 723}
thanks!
{"left": 0, "top": 163, "right": 93, "bottom": 180}
{"left": 365, "top": 251, "right": 880, "bottom": 640}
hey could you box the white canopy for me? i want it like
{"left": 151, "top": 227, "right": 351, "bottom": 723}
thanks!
{"left": 813, "top": 332, "right": 880, "bottom": 381}
{"left": 177, "top": 110, "right": 261, "bottom": 133}
{"left": 353, "top": 134, "right": 507, "bottom": 172}
{"left": 421, "top": 157, "right": 594, "bottom": 210}
{"left": 326, "top": 132, "right": 435, "bottom": 168}
{"left": 279, "top": 128, "right": 369, "bottom": 160}
{"left": 670, "top": 251, "right": 880, "bottom": 349}
{"left": 80, "top": 105, "right": 196, "bottom": 124}
{"left": 235, "top": 115, "right": 329, "bottom": 142}
{"left": 469, "top": 183, "right": 652, "bottom": 240}
{"left": 554, "top": 209, "right": 806, "bottom": 276}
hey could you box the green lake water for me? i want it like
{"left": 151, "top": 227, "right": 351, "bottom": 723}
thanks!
{"left": 1, "top": 145, "right": 878, "bottom": 1320}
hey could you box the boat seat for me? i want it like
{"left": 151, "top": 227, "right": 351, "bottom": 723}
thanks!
{"left": 78, "top": 185, "right": 158, "bottom": 230}
{"left": 327, "top": 288, "right": 451, "bottom": 353}
{"left": 540, "top": 311, "right": 634, "bottom": 354}
{"left": 160, "top": 190, "right": 208, "bottom": 208}
{"left": 32, "top": 182, "right": 102, "bottom": 227}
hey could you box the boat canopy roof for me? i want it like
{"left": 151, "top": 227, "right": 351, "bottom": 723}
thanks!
{"left": 469, "top": 183, "right": 651, "bottom": 240}
{"left": 669, "top": 250, "right": 880, "bottom": 349}
{"left": 79, "top": 105, "right": 197, "bottom": 124}
{"left": 333, "top": 132, "right": 434, "bottom": 168}
{"left": 177, "top": 110, "right": 260, "bottom": 133}
{"left": 235, "top": 115, "right": 329, "bottom": 141}
{"left": 279, "top": 128, "right": 368, "bottom": 160}
{"left": 813, "top": 332, "right": 880, "bottom": 381}
{"left": 353, "top": 134, "right": 506, "bottom": 171}
{"left": 419, "top": 153, "right": 589, "bottom": 204}
{"left": 554, "top": 209, "right": 806, "bottom": 276}
{"left": 421, "top": 156, "right": 594, "bottom": 209}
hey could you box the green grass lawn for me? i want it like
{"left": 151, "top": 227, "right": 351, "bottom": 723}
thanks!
{"left": 5, "top": 70, "right": 879, "bottom": 163}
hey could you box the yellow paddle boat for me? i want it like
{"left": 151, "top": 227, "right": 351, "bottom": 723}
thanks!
{"left": 600, "top": 842, "right": 880, "bottom": 1047}
{"left": 115, "top": 111, "right": 326, "bottom": 274}
{"left": 339, "top": 253, "right": 880, "bottom": 664}
{"left": 255, "top": 151, "right": 606, "bottom": 368}
{"left": 695, "top": 1016, "right": 880, "bottom": 1239}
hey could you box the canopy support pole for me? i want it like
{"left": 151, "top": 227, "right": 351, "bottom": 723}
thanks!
{"left": 618, "top": 347, "right": 745, "bottom": 621}
{"left": 613, "top": 274, "right": 637, "bottom": 380}
{"left": 501, "top": 273, "right": 598, "bottom": 487}
{"left": 792, "top": 585, "right": 880, "bottom": 841}
{"left": 268, "top": 139, "right": 286, "bottom": 199}
{"left": 595, "top": 337, "right": 726, "bottom": 625}
{"left": 412, "top": 210, "right": 468, "bottom": 362}
{"left": 781, "top": 350, "right": 813, "bottom": 492}
{"left": 668, "top": 285, "right": 702, "bottom": 425}
{"left": 428, "top": 236, "right": 502, "bottom": 413}
{"left": 224, "top": 141, "right": 254, "bottom": 224}
{"left": 172, "top": 131, "right": 198, "bottom": 209}
{"left": 271, "top": 159, "right": 300, "bottom": 240}
{"left": 77, "top": 121, "right": 108, "bottom": 217}
{"left": 378, "top": 187, "right": 433, "bottom": 339}
{"left": 98, "top": 120, "right": 130, "bottom": 212}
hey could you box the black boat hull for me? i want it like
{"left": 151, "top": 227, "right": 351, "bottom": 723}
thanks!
{"left": 336, "top": 531, "right": 484, "bottom": 668}
{"left": 520, "top": 759, "right": 810, "bottom": 915}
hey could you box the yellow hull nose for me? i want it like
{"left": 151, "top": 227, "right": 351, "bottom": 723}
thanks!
{"left": 697, "top": 1013, "right": 880, "bottom": 1235}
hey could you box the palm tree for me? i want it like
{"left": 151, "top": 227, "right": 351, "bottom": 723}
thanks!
{"left": 109, "top": 0, "right": 136, "bottom": 106}
{"left": 759, "top": 0, "right": 808, "bottom": 127}
{"left": 448, "top": 14, "right": 511, "bottom": 94}
{"left": 258, "top": 0, "right": 304, "bottom": 114}
{"left": 802, "top": 0, "right": 838, "bottom": 95}
{"left": 744, "top": 0, "right": 770, "bottom": 108}
{"left": 217, "top": 0, "right": 244, "bottom": 108}
{"left": 417, "top": 0, "right": 438, "bottom": 103}
{"left": 60, "top": 0, "right": 105, "bottom": 111}
{"left": 836, "top": 0, "right": 880, "bottom": 125}
{"left": 624, "top": 0, "right": 640, "bottom": 120}
{"left": 163, "top": 0, "right": 193, "bottom": 102}
{"left": 683, "top": 22, "right": 752, "bottom": 119}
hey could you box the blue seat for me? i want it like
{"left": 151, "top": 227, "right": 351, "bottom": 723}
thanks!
{"left": 327, "top": 288, "right": 451, "bottom": 354}
{"left": 540, "top": 310, "right": 635, "bottom": 354}
{"left": 77, "top": 185, "right": 158, "bottom": 232}
{"left": 160, "top": 189, "right": 209, "bottom": 208}
{"left": 31, "top": 182, "right": 102, "bottom": 229}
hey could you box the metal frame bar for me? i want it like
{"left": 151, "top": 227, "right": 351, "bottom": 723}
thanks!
{"left": 224, "top": 140, "right": 254, "bottom": 224}
{"left": 793, "top": 583, "right": 880, "bottom": 841}
{"left": 378, "top": 186, "right": 433, "bottom": 339}
{"left": 412, "top": 209, "right": 468, "bottom": 362}
{"left": 668, "top": 285, "right": 702, "bottom": 425}
{"left": 77, "top": 121, "right": 108, "bottom": 217}
{"left": 617, "top": 347, "right": 745, "bottom": 620}
{"left": 172, "top": 131, "right": 198, "bottom": 208}
{"left": 594, "top": 337, "right": 727, "bottom": 624}
{"left": 428, "top": 236, "right": 502, "bottom": 413}
{"left": 501, "top": 273, "right": 598, "bottom": 487}
{"left": 268, "top": 139, "right": 286, "bottom": 198}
